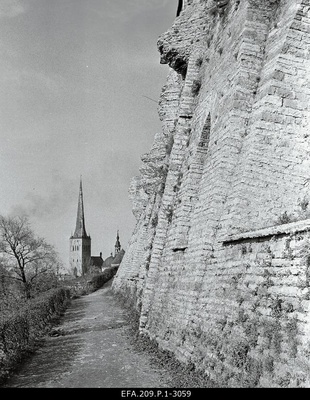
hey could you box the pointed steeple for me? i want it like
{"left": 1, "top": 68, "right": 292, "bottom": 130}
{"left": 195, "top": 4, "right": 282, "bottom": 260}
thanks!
{"left": 114, "top": 230, "right": 121, "bottom": 255}
{"left": 73, "top": 176, "right": 89, "bottom": 238}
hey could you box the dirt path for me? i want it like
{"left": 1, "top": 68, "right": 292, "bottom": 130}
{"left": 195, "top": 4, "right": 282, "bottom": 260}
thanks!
{"left": 3, "top": 280, "right": 172, "bottom": 388}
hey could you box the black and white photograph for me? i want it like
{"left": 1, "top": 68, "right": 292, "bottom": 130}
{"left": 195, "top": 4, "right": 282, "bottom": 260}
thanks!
{"left": 1, "top": 0, "right": 310, "bottom": 391}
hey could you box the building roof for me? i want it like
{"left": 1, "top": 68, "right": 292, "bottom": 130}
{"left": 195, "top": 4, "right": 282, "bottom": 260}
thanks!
{"left": 113, "top": 249, "right": 125, "bottom": 265}
{"left": 90, "top": 256, "right": 103, "bottom": 267}
{"left": 103, "top": 255, "right": 114, "bottom": 269}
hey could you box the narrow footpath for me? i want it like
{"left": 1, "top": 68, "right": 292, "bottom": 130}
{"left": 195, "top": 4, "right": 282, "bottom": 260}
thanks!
{"left": 3, "top": 280, "right": 173, "bottom": 388}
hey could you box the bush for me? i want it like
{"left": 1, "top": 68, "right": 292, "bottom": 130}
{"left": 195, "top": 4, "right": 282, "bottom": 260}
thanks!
{"left": 87, "top": 266, "right": 118, "bottom": 291}
{"left": 0, "top": 287, "right": 70, "bottom": 384}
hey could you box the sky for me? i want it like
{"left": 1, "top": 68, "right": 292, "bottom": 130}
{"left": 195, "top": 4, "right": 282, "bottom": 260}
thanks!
{"left": 0, "top": 0, "right": 177, "bottom": 271}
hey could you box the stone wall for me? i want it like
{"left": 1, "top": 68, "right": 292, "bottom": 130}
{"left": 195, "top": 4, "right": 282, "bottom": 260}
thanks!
{"left": 112, "top": 0, "right": 310, "bottom": 387}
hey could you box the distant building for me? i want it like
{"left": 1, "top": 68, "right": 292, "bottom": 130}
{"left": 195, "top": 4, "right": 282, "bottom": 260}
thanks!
{"left": 115, "top": 230, "right": 121, "bottom": 256}
{"left": 69, "top": 178, "right": 91, "bottom": 277}
{"left": 89, "top": 252, "right": 104, "bottom": 273}
{"left": 102, "top": 231, "right": 125, "bottom": 269}
{"left": 69, "top": 178, "right": 124, "bottom": 277}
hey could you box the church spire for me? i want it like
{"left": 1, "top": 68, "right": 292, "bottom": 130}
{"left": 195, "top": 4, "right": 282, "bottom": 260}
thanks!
{"left": 73, "top": 176, "right": 88, "bottom": 238}
{"left": 114, "top": 230, "right": 121, "bottom": 256}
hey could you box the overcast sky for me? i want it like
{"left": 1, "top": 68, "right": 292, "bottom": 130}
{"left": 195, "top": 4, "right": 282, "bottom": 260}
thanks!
{"left": 0, "top": 0, "right": 177, "bottom": 270}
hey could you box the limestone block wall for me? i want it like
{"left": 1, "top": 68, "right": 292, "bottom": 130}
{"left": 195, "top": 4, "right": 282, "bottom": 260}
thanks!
{"left": 112, "top": 71, "right": 183, "bottom": 309}
{"left": 113, "top": 0, "right": 310, "bottom": 387}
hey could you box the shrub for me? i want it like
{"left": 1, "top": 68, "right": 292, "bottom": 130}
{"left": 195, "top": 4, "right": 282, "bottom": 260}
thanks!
{"left": 87, "top": 266, "right": 118, "bottom": 291}
{"left": 277, "top": 211, "right": 291, "bottom": 225}
{"left": 166, "top": 205, "right": 174, "bottom": 223}
{"left": 229, "top": 339, "right": 249, "bottom": 368}
{"left": 243, "top": 357, "right": 262, "bottom": 387}
{"left": 286, "top": 317, "right": 299, "bottom": 358}
{"left": 195, "top": 57, "right": 203, "bottom": 67}
{"left": 0, "top": 287, "right": 70, "bottom": 384}
{"left": 151, "top": 215, "right": 158, "bottom": 228}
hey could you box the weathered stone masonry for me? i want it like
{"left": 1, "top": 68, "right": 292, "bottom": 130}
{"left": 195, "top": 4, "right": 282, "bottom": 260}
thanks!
{"left": 113, "top": 0, "right": 310, "bottom": 387}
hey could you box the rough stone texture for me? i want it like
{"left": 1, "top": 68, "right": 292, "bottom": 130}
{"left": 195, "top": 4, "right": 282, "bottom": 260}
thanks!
{"left": 113, "top": 0, "right": 310, "bottom": 387}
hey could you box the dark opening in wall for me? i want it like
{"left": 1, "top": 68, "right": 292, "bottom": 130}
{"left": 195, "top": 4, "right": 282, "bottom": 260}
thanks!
{"left": 192, "top": 79, "right": 202, "bottom": 96}
{"left": 177, "top": 0, "right": 183, "bottom": 17}
{"left": 172, "top": 246, "right": 187, "bottom": 252}
{"left": 198, "top": 114, "right": 211, "bottom": 148}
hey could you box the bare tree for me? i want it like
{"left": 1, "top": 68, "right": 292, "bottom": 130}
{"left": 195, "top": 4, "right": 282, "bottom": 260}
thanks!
{"left": 0, "top": 261, "right": 22, "bottom": 316}
{"left": 0, "top": 215, "right": 61, "bottom": 299}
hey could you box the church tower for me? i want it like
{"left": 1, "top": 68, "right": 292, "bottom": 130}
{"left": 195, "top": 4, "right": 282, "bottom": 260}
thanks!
{"left": 69, "top": 178, "right": 91, "bottom": 277}
{"left": 114, "top": 230, "right": 121, "bottom": 257}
